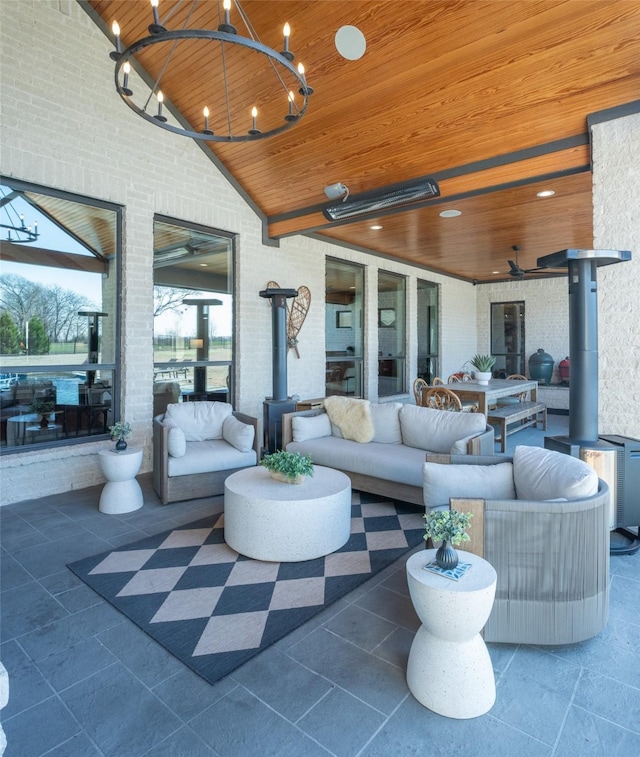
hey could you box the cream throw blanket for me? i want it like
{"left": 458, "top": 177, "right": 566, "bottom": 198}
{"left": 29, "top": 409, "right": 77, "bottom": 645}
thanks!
{"left": 323, "top": 396, "right": 375, "bottom": 443}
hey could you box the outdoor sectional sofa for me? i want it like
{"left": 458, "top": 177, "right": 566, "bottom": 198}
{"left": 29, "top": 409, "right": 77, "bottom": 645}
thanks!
{"left": 282, "top": 398, "right": 494, "bottom": 506}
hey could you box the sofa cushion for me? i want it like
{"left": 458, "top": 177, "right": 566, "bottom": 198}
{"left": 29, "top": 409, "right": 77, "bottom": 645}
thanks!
{"left": 370, "top": 402, "right": 403, "bottom": 444}
{"left": 423, "top": 461, "right": 516, "bottom": 510}
{"left": 513, "top": 445, "right": 599, "bottom": 501}
{"left": 165, "top": 401, "right": 232, "bottom": 442}
{"left": 287, "top": 436, "right": 428, "bottom": 488}
{"left": 222, "top": 414, "right": 255, "bottom": 453}
{"left": 163, "top": 418, "right": 187, "bottom": 458}
{"left": 323, "top": 396, "right": 375, "bottom": 443}
{"left": 292, "top": 413, "right": 332, "bottom": 442}
{"left": 399, "top": 405, "right": 487, "bottom": 453}
{"left": 167, "top": 439, "right": 256, "bottom": 477}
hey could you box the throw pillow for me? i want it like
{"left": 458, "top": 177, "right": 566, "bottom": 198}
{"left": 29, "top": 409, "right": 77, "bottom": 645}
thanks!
{"left": 292, "top": 413, "right": 332, "bottom": 442}
{"left": 165, "top": 401, "right": 232, "bottom": 441}
{"left": 323, "top": 396, "right": 374, "bottom": 443}
{"left": 513, "top": 445, "right": 598, "bottom": 501}
{"left": 370, "top": 402, "right": 403, "bottom": 444}
{"left": 222, "top": 415, "right": 255, "bottom": 453}
{"left": 163, "top": 418, "right": 186, "bottom": 458}
{"left": 423, "top": 461, "right": 515, "bottom": 510}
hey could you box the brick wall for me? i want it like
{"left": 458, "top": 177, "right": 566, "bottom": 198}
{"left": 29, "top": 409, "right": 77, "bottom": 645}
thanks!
{"left": 592, "top": 113, "right": 640, "bottom": 437}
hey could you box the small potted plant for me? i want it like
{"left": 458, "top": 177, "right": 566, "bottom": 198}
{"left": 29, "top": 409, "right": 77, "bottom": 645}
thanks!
{"left": 470, "top": 354, "right": 496, "bottom": 385}
{"left": 109, "top": 420, "right": 132, "bottom": 451}
{"left": 31, "top": 398, "right": 56, "bottom": 427}
{"left": 423, "top": 509, "right": 472, "bottom": 570}
{"left": 262, "top": 450, "right": 314, "bottom": 484}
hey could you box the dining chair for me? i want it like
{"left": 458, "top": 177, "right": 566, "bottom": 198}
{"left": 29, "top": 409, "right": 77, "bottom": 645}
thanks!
{"left": 496, "top": 374, "right": 529, "bottom": 406}
{"left": 423, "top": 387, "right": 463, "bottom": 412}
{"left": 445, "top": 375, "right": 478, "bottom": 412}
{"left": 413, "top": 377, "right": 429, "bottom": 405}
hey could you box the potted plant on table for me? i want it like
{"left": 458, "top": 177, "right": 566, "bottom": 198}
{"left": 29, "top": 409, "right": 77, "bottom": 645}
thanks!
{"left": 423, "top": 509, "right": 473, "bottom": 570}
{"left": 109, "top": 421, "right": 132, "bottom": 452}
{"left": 469, "top": 354, "right": 496, "bottom": 385}
{"left": 261, "top": 450, "right": 314, "bottom": 484}
{"left": 31, "top": 398, "right": 56, "bottom": 428}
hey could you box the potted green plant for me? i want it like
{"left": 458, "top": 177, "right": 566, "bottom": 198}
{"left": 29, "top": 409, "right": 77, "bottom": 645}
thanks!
{"left": 423, "top": 509, "right": 472, "bottom": 569}
{"left": 109, "top": 420, "right": 132, "bottom": 451}
{"left": 470, "top": 354, "right": 496, "bottom": 385}
{"left": 31, "top": 398, "right": 56, "bottom": 427}
{"left": 262, "top": 450, "right": 314, "bottom": 484}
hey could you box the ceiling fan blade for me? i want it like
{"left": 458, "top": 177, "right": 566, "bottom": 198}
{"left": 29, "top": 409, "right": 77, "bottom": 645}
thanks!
{"left": 508, "top": 260, "right": 524, "bottom": 276}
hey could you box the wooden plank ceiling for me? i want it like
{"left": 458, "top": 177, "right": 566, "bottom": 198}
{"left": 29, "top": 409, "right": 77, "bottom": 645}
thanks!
{"left": 86, "top": 0, "right": 640, "bottom": 283}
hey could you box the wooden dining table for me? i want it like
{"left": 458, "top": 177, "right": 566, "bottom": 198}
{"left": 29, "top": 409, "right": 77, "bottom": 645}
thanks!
{"left": 428, "top": 378, "right": 538, "bottom": 416}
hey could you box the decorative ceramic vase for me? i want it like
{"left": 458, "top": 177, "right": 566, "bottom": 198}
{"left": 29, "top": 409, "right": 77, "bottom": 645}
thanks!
{"left": 115, "top": 438, "right": 127, "bottom": 452}
{"left": 475, "top": 371, "right": 492, "bottom": 385}
{"left": 269, "top": 470, "right": 305, "bottom": 485}
{"left": 435, "top": 540, "right": 459, "bottom": 570}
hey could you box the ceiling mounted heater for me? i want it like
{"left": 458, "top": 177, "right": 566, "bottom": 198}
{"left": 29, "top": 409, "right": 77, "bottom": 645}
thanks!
{"left": 323, "top": 177, "right": 440, "bottom": 221}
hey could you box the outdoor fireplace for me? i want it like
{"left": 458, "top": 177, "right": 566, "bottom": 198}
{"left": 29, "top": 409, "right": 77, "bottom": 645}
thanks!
{"left": 259, "top": 287, "right": 298, "bottom": 454}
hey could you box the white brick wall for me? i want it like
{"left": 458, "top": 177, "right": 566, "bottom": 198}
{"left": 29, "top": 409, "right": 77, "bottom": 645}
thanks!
{"left": 475, "top": 277, "right": 569, "bottom": 383}
{"left": 592, "top": 113, "right": 640, "bottom": 437}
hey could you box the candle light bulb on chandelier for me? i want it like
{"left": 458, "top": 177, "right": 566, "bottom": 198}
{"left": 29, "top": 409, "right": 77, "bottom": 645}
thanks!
{"left": 281, "top": 23, "right": 293, "bottom": 61}
{"left": 203, "top": 106, "right": 214, "bottom": 135}
{"left": 149, "top": 0, "right": 166, "bottom": 34}
{"left": 122, "top": 61, "right": 132, "bottom": 96}
{"left": 285, "top": 91, "right": 297, "bottom": 121}
{"left": 110, "top": 21, "right": 121, "bottom": 59}
{"left": 219, "top": 0, "right": 236, "bottom": 34}
{"left": 154, "top": 91, "right": 167, "bottom": 122}
{"left": 297, "top": 62, "right": 314, "bottom": 95}
{"left": 249, "top": 106, "right": 260, "bottom": 135}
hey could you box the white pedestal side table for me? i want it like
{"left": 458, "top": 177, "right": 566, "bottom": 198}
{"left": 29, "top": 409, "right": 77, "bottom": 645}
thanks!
{"left": 98, "top": 446, "right": 144, "bottom": 514}
{"left": 224, "top": 465, "right": 351, "bottom": 561}
{"left": 406, "top": 549, "right": 497, "bottom": 719}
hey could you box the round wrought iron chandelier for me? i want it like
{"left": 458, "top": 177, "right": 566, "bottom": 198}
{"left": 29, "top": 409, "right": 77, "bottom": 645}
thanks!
{"left": 109, "top": 0, "right": 313, "bottom": 143}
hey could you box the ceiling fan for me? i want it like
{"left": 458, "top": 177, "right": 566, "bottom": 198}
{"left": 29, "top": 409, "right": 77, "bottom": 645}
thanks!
{"left": 506, "top": 245, "right": 547, "bottom": 277}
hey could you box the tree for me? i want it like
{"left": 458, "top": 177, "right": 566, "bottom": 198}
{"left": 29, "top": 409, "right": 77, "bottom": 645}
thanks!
{"left": 154, "top": 286, "right": 188, "bottom": 317}
{"left": 0, "top": 311, "right": 21, "bottom": 354}
{"left": 27, "top": 316, "right": 49, "bottom": 354}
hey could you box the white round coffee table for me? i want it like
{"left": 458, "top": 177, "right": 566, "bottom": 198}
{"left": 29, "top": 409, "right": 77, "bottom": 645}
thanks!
{"left": 406, "top": 549, "right": 497, "bottom": 719}
{"left": 98, "top": 446, "right": 144, "bottom": 514}
{"left": 224, "top": 465, "right": 351, "bottom": 561}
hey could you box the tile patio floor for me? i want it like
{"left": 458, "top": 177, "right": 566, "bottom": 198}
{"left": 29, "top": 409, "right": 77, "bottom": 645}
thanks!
{"left": 1, "top": 413, "right": 639, "bottom": 756}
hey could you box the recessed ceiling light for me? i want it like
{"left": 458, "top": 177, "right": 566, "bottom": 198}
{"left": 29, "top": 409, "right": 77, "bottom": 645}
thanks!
{"left": 492, "top": 270, "right": 501, "bottom": 274}
{"left": 439, "top": 209, "right": 462, "bottom": 218}
{"left": 335, "top": 26, "right": 366, "bottom": 60}
{"left": 370, "top": 224, "right": 383, "bottom": 230}
{"left": 199, "top": 263, "right": 208, "bottom": 267}
{"left": 536, "top": 190, "right": 555, "bottom": 198}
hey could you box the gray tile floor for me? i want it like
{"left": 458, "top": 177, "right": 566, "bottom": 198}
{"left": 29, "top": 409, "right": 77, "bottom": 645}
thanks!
{"left": 2, "top": 414, "right": 639, "bottom": 756}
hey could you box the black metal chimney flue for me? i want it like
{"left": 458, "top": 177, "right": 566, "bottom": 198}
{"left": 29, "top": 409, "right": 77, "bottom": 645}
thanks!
{"left": 259, "top": 287, "right": 298, "bottom": 453}
{"left": 538, "top": 249, "right": 631, "bottom": 452}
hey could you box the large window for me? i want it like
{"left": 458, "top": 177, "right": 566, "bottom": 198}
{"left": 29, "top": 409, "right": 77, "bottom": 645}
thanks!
{"left": 491, "top": 301, "right": 525, "bottom": 376}
{"left": 325, "top": 259, "right": 364, "bottom": 397}
{"left": 378, "top": 271, "right": 406, "bottom": 396}
{"left": 1, "top": 178, "right": 120, "bottom": 451}
{"left": 417, "top": 279, "right": 438, "bottom": 384}
{"left": 153, "top": 216, "right": 234, "bottom": 414}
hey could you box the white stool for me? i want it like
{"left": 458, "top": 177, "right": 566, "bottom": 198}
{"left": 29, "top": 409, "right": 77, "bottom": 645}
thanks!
{"left": 98, "top": 446, "right": 143, "bottom": 514}
{"left": 406, "top": 549, "right": 497, "bottom": 719}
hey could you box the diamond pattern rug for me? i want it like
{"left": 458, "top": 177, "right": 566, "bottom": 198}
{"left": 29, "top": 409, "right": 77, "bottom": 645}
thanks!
{"left": 68, "top": 492, "right": 424, "bottom": 685}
